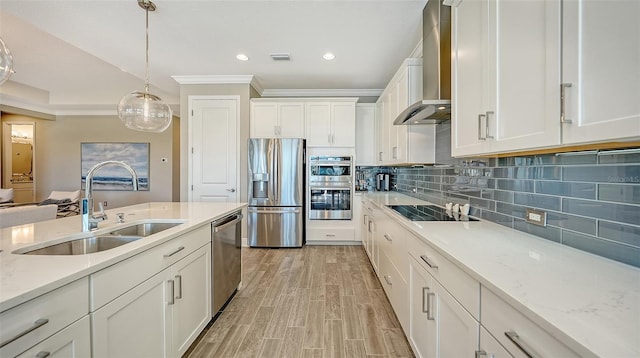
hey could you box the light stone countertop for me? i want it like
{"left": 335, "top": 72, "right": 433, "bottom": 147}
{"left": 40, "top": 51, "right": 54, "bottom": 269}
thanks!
{"left": 0, "top": 202, "right": 246, "bottom": 312}
{"left": 362, "top": 192, "right": 640, "bottom": 358}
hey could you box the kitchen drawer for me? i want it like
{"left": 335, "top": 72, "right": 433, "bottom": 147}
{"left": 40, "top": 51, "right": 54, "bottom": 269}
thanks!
{"left": 379, "top": 252, "right": 409, "bottom": 331}
{"left": 91, "top": 224, "right": 211, "bottom": 310}
{"left": 16, "top": 315, "right": 91, "bottom": 358}
{"left": 378, "top": 219, "right": 408, "bottom": 281}
{"left": 481, "top": 286, "right": 582, "bottom": 358}
{"left": 407, "top": 233, "right": 479, "bottom": 320}
{"left": 479, "top": 326, "right": 512, "bottom": 358}
{"left": 0, "top": 278, "right": 89, "bottom": 358}
{"left": 307, "top": 226, "right": 354, "bottom": 241}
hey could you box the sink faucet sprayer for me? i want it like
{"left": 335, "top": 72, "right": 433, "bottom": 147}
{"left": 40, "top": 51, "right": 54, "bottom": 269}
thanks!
{"left": 82, "top": 160, "right": 139, "bottom": 231}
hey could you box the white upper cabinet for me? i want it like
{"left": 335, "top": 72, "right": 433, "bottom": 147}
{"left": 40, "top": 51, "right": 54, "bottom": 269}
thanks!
{"left": 377, "top": 59, "right": 436, "bottom": 165}
{"left": 451, "top": 0, "right": 561, "bottom": 157}
{"left": 451, "top": 0, "right": 639, "bottom": 157}
{"left": 561, "top": 0, "right": 640, "bottom": 144}
{"left": 356, "top": 103, "right": 377, "bottom": 166}
{"left": 250, "top": 100, "right": 305, "bottom": 138}
{"left": 305, "top": 99, "right": 357, "bottom": 147}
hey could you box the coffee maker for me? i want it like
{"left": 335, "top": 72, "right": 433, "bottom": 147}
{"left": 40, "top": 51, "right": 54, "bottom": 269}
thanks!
{"left": 376, "top": 173, "right": 390, "bottom": 191}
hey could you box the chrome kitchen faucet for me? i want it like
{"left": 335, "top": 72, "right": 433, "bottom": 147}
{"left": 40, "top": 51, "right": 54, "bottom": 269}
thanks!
{"left": 82, "top": 160, "right": 139, "bottom": 231}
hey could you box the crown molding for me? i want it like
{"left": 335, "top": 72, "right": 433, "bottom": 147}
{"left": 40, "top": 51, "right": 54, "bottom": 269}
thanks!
{"left": 260, "top": 88, "right": 383, "bottom": 98}
{"left": 172, "top": 74, "right": 264, "bottom": 96}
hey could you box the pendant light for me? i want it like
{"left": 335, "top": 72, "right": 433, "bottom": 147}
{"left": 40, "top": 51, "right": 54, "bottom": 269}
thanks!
{"left": 117, "top": 0, "right": 172, "bottom": 132}
{"left": 0, "top": 37, "right": 15, "bottom": 85}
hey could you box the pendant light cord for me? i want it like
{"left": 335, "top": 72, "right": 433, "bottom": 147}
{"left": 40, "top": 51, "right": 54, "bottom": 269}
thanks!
{"left": 144, "top": 1, "right": 150, "bottom": 93}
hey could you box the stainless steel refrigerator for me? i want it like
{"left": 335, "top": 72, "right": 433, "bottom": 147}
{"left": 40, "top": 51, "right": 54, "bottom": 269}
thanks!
{"left": 248, "top": 138, "right": 305, "bottom": 247}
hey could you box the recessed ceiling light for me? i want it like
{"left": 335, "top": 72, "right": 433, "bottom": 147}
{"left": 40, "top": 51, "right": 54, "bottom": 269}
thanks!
{"left": 236, "top": 54, "right": 249, "bottom": 61}
{"left": 323, "top": 53, "right": 335, "bottom": 60}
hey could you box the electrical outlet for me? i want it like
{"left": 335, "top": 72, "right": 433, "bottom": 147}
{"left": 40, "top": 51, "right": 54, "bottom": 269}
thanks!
{"left": 102, "top": 201, "right": 108, "bottom": 207}
{"left": 525, "top": 208, "right": 546, "bottom": 227}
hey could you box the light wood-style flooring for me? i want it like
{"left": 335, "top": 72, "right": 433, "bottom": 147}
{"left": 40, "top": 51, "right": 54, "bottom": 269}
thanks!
{"left": 187, "top": 245, "right": 414, "bottom": 358}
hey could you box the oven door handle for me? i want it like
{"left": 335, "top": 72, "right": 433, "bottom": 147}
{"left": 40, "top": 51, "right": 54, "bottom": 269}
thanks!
{"left": 309, "top": 187, "right": 352, "bottom": 191}
{"left": 248, "top": 208, "right": 301, "bottom": 214}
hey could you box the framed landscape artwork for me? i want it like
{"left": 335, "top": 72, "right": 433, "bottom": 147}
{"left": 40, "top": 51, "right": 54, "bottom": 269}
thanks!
{"left": 81, "top": 142, "right": 150, "bottom": 191}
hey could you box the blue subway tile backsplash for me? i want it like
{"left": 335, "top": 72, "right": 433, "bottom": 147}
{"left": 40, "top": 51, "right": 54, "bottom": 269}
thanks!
{"left": 366, "top": 143, "right": 640, "bottom": 268}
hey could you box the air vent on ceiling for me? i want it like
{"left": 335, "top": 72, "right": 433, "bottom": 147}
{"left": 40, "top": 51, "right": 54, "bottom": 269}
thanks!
{"left": 270, "top": 53, "right": 291, "bottom": 61}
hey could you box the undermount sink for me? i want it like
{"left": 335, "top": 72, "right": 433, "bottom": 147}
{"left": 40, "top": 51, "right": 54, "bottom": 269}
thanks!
{"left": 17, "top": 221, "right": 184, "bottom": 255}
{"left": 22, "top": 235, "right": 143, "bottom": 255}
{"left": 108, "top": 222, "right": 182, "bottom": 237}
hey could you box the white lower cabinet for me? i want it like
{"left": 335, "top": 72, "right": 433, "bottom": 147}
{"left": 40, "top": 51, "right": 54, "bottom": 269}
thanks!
{"left": 92, "top": 241, "right": 212, "bottom": 358}
{"left": 378, "top": 252, "right": 409, "bottom": 331}
{"left": 17, "top": 316, "right": 91, "bottom": 358}
{"left": 481, "top": 286, "right": 581, "bottom": 358}
{"left": 92, "top": 267, "right": 172, "bottom": 358}
{"left": 409, "top": 255, "right": 479, "bottom": 358}
{"left": 172, "top": 244, "right": 211, "bottom": 357}
{"left": 478, "top": 326, "right": 513, "bottom": 358}
{"left": 0, "top": 278, "right": 89, "bottom": 358}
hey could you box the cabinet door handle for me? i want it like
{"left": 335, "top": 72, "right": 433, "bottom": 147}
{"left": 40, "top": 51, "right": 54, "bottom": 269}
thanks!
{"left": 363, "top": 214, "right": 368, "bottom": 225}
{"left": 384, "top": 234, "right": 392, "bottom": 242}
{"left": 475, "top": 350, "right": 488, "bottom": 358}
{"left": 426, "top": 291, "right": 435, "bottom": 320}
{"left": 485, "top": 111, "right": 494, "bottom": 139}
{"left": 36, "top": 352, "right": 51, "bottom": 358}
{"left": 505, "top": 330, "right": 538, "bottom": 358}
{"left": 392, "top": 146, "right": 398, "bottom": 159}
{"left": 420, "top": 254, "right": 438, "bottom": 269}
{"left": 175, "top": 275, "right": 183, "bottom": 299}
{"left": 421, "top": 287, "right": 429, "bottom": 313}
{"left": 378, "top": 152, "right": 383, "bottom": 161}
{"left": 560, "top": 83, "right": 573, "bottom": 124}
{"left": 477, "top": 113, "right": 486, "bottom": 140}
{"left": 328, "top": 134, "right": 332, "bottom": 144}
{"left": 164, "top": 246, "right": 185, "bottom": 258}
{"left": 168, "top": 280, "right": 175, "bottom": 305}
{"left": 368, "top": 220, "right": 372, "bottom": 233}
{"left": 0, "top": 318, "right": 49, "bottom": 348}
{"left": 383, "top": 275, "right": 392, "bottom": 286}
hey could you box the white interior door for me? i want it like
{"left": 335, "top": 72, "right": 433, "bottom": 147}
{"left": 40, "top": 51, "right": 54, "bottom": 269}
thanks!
{"left": 190, "top": 96, "right": 239, "bottom": 203}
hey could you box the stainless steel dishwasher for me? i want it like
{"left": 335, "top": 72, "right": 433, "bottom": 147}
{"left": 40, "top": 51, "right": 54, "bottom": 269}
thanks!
{"left": 211, "top": 211, "right": 242, "bottom": 317}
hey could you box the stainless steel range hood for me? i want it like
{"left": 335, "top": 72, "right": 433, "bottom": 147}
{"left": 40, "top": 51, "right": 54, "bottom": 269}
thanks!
{"left": 394, "top": 0, "right": 451, "bottom": 125}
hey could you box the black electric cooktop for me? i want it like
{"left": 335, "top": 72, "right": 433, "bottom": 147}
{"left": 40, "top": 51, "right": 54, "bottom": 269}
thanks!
{"left": 387, "top": 205, "right": 479, "bottom": 222}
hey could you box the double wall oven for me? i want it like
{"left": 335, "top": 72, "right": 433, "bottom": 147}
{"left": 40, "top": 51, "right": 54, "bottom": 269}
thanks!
{"left": 308, "top": 156, "right": 353, "bottom": 220}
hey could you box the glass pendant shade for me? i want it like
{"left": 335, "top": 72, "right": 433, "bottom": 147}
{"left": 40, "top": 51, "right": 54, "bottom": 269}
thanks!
{"left": 118, "top": 90, "right": 172, "bottom": 132}
{"left": 117, "top": 0, "right": 172, "bottom": 132}
{"left": 0, "top": 37, "right": 14, "bottom": 85}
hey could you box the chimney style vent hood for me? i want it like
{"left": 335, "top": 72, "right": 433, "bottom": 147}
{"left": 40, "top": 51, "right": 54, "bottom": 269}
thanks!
{"left": 394, "top": 0, "right": 451, "bottom": 125}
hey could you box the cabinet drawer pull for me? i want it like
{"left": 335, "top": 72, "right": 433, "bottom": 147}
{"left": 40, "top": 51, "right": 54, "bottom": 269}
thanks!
{"left": 168, "top": 280, "right": 175, "bottom": 305}
{"left": 164, "top": 246, "right": 185, "bottom": 258}
{"left": 560, "top": 83, "right": 573, "bottom": 124}
{"left": 383, "top": 275, "right": 392, "bottom": 286}
{"left": 475, "top": 350, "right": 487, "bottom": 358}
{"left": 0, "top": 318, "right": 49, "bottom": 348}
{"left": 175, "top": 275, "right": 183, "bottom": 299}
{"left": 384, "top": 234, "right": 392, "bottom": 242}
{"left": 326, "top": 234, "right": 336, "bottom": 237}
{"left": 36, "top": 352, "right": 51, "bottom": 358}
{"left": 420, "top": 255, "right": 438, "bottom": 269}
{"left": 505, "top": 330, "right": 538, "bottom": 358}
{"left": 426, "top": 291, "right": 435, "bottom": 321}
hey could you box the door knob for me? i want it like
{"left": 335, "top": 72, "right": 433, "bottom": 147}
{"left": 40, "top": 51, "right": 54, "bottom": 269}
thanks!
{"left": 226, "top": 188, "right": 236, "bottom": 193}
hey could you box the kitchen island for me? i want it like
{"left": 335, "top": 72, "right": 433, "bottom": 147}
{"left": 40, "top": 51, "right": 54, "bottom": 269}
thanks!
{"left": 0, "top": 201, "right": 246, "bottom": 357}
{"left": 361, "top": 192, "right": 639, "bottom": 357}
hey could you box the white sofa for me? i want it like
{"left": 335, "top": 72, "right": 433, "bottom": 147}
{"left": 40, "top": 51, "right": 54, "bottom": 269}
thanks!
{"left": 0, "top": 204, "right": 58, "bottom": 229}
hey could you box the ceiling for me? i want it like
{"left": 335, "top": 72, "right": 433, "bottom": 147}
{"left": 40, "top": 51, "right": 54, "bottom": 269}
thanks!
{"left": 0, "top": 0, "right": 427, "bottom": 116}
